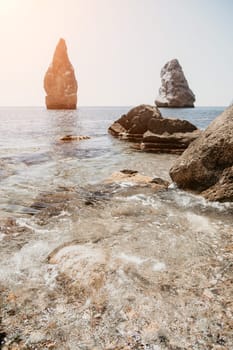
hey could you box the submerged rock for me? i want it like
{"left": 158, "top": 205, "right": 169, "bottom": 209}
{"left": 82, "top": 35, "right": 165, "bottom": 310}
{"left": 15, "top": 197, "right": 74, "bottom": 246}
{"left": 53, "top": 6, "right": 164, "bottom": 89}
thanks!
{"left": 155, "top": 59, "right": 195, "bottom": 108}
{"left": 44, "top": 38, "right": 78, "bottom": 109}
{"left": 108, "top": 104, "right": 200, "bottom": 154}
{"left": 170, "top": 106, "right": 233, "bottom": 202}
{"left": 59, "top": 135, "right": 90, "bottom": 142}
{"left": 105, "top": 169, "right": 170, "bottom": 189}
{"left": 0, "top": 217, "right": 33, "bottom": 238}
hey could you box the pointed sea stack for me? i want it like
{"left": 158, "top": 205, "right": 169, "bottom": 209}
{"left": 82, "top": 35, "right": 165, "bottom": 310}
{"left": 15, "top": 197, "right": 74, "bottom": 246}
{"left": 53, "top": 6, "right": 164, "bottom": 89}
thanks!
{"left": 155, "top": 59, "right": 195, "bottom": 108}
{"left": 44, "top": 38, "right": 78, "bottom": 109}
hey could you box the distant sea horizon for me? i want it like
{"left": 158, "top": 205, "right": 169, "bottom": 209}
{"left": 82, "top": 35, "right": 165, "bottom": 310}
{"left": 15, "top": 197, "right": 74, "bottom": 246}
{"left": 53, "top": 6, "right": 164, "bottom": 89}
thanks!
{"left": 0, "top": 105, "right": 228, "bottom": 108}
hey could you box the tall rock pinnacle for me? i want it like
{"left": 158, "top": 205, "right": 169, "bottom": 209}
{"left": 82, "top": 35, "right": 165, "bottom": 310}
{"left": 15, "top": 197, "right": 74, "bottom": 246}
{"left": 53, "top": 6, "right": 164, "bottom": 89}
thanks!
{"left": 155, "top": 59, "right": 195, "bottom": 108}
{"left": 44, "top": 38, "right": 78, "bottom": 109}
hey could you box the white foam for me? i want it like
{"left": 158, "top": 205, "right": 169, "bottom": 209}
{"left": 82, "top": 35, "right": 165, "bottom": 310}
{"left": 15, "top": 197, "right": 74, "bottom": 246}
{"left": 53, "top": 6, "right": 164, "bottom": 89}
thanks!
{"left": 125, "top": 194, "right": 148, "bottom": 201}
{"left": 118, "top": 181, "right": 135, "bottom": 188}
{"left": 153, "top": 262, "right": 166, "bottom": 272}
{"left": 168, "top": 182, "right": 177, "bottom": 189}
{"left": 125, "top": 194, "right": 162, "bottom": 209}
{"left": 118, "top": 252, "right": 146, "bottom": 265}
{"left": 58, "top": 210, "right": 72, "bottom": 218}
{"left": 16, "top": 217, "right": 35, "bottom": 230}
{"left": 171, "top": 189, "right": 233, "bottom": 211}
{"left": 16, "top": 217, "right": 62, "bottom": 237}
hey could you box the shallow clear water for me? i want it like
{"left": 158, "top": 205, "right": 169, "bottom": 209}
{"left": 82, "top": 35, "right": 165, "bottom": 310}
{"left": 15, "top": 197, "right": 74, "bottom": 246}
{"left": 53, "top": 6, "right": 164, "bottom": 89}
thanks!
{"left": 0, "top": 106, "right": 180, "bottom": 213}
{"left": 0, "top": 106, "right": 225, "bottom": 211}
{"left": 0, "top": 106, "right": 232, "bottom": 349}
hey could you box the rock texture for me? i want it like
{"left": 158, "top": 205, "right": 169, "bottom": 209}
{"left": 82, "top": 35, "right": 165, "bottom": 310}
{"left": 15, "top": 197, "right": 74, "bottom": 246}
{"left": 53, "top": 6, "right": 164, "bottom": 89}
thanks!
{"left": 170, "top": 106, "right": 233, "bottom": 202}
{"left": 109, "top": 104, "right": 162, "bottom": 141}
{"left": 105, "top": 169, "right": 170, "bottom": 189}
{"left": 44, "top": 38, "right": 78, "bottom": 109}
{"left": 141, "top": 129, "right": 201, "bottom": 153}
{"left": 155, "top": 59, "right": 195, "bottom": 108}
{"left": 108, "top": 104, "right": 200, "bottom": 154}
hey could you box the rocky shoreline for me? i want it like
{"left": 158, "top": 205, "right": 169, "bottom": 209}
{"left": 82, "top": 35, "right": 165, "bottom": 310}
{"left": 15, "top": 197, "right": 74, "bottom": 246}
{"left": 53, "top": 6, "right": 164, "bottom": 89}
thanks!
{"left": 109, "top": 104, "right": 233, "bottom": 203}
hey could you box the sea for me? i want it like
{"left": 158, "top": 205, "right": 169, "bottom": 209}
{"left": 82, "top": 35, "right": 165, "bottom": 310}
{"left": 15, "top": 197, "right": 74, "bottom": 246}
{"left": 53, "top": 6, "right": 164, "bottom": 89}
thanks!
{"left": 0, "top": 106, "right": 232, "bottom": 349}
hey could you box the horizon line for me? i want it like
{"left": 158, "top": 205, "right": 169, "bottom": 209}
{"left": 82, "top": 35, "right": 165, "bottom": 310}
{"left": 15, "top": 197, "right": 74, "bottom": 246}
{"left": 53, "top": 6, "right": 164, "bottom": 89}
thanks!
{"left": 0, "top": 105, "right": 228, "bottom": 108}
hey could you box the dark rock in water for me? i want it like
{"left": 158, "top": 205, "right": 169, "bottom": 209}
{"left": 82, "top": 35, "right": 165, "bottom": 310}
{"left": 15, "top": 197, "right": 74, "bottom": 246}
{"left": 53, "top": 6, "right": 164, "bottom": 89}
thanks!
{"left": 0, "top": 217, "right": 32, "bottom": 235}
{"left": 121, "top": 169, "right": 138, "bottom": 175}
{"left": 108, "top": 104, "right": 200, "bottom": 154}
{"left": 44, "top": 38, "right": 78, "bottom": 109}
{"left": 155, "top": 59, "right": 195, "bottom": 108}
{"left": 0, "top": 332, "right": 7, "bottom": 346}
{"left": 59, "top": 135, "right": 90, "bottom": 142}
{"left": 148, "top": 117, "right": 197, "bottom": 134}
{"left": 109, "top": 104, "right": 162, "bottom": 141}
{"left": 141, "top": 129, "right": 201, "bottom": 154}
{"left": 150, "top": 177, "right": 170, "bottom": 187}
{"left": 170, "top": 106, "right": 233, "bottom": 202}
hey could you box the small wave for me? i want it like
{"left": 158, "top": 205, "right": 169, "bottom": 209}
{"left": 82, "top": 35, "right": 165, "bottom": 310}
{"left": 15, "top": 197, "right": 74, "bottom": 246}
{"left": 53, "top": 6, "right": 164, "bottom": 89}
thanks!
{"left": 117, "top": 252, "right": 146, "bottom": 265}
{"left": 159, "top": 188, "right": 233, "bottom": 212}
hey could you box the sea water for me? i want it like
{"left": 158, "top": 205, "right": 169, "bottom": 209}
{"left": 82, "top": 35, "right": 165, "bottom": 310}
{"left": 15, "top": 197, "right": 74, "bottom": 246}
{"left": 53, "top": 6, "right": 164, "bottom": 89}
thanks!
{"left": 0, "top": 106, "right": 225, "bottom": 204}
{"left": 0, "top": 106, "right": 232, "bottom": 349}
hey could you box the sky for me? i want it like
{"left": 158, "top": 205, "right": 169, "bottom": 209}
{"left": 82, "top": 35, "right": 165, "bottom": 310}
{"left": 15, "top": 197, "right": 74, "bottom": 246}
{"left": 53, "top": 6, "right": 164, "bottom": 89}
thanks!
{"left": 0, "top": 0, "right": 232, "bottom": 106}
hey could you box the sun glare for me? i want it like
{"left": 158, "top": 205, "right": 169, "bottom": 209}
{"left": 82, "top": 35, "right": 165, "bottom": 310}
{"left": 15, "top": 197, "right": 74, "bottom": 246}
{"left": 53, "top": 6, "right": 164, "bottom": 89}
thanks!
{"left": 0, "top": 0, "right": 18, "bottom": 14}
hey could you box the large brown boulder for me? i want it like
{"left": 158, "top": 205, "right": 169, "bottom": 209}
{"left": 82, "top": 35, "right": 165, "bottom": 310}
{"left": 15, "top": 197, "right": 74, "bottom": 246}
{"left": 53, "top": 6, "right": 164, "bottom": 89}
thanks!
{"left": 155, "top": 59, "right": 195, "bottom": 108}
{"left": 170, "top": 106, "right": 233, "bottom": 201}
{"left": 44, "top": 38, "right": 78, "bottom": 109}
{"left": 108, "top": 104, "right": 200, "bottom": 153}
{"left": 109, "top": 104, "right": 162, "bottom": 141}
{"left": 201, "top": 166, "right": 233, "bottom": 202}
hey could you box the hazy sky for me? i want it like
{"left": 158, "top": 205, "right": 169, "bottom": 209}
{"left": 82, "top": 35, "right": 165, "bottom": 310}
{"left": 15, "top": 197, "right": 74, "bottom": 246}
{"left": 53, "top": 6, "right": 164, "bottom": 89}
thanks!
{"left": 0, "top": 0, "right": 232, "bottom": 106}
